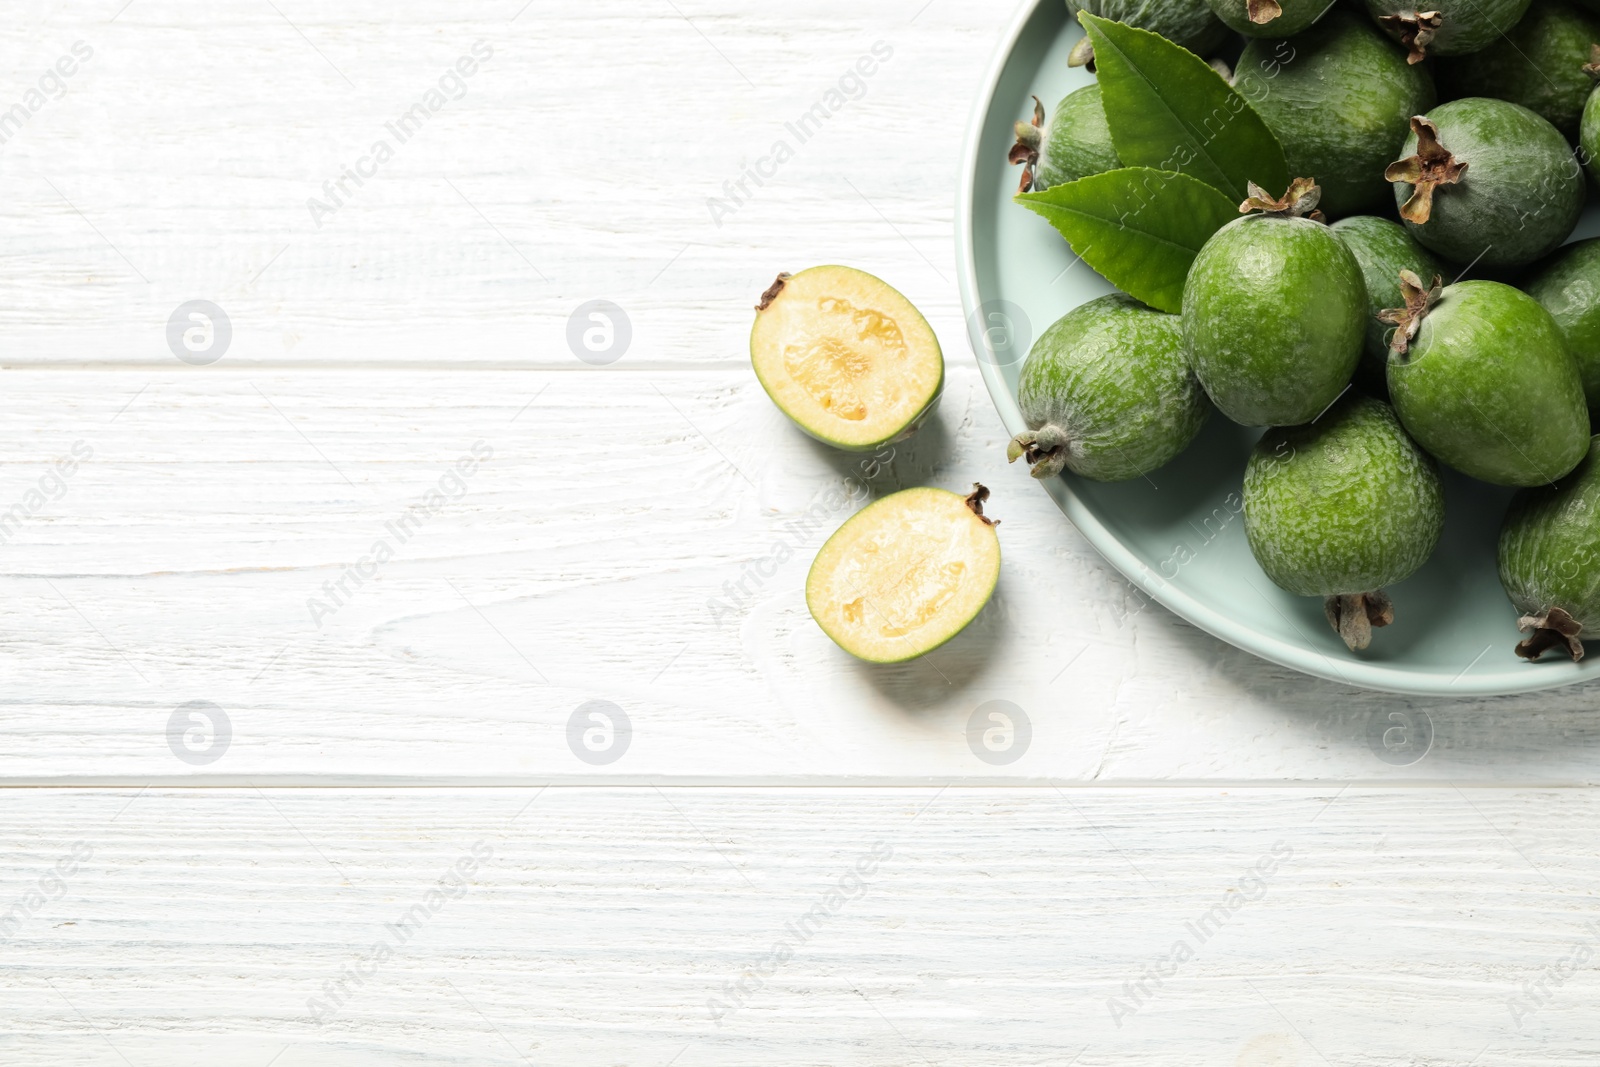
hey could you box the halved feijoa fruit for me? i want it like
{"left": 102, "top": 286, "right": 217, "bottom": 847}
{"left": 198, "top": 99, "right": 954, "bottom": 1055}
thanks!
{"left": 751, "top": 266, "right": 943, "bottom": 452}
{"left": 806, "top": 485, "right": 1001, "bottom": 663}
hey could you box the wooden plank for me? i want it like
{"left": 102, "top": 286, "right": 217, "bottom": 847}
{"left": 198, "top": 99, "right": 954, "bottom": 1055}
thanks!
{"left": 0, "top": 368, "right": 1591, "bottom": 781}
{"left": 0, "top": 367, "right": 1592, "bottom": 781}
{"left": 0, "top": 786, "right": 1594, "bottom": 1063}
{"left": 0, "top": 0, "right": 994, "bottom": 367}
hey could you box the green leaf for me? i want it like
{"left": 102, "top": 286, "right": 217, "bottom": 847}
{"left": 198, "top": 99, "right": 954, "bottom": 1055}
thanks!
{"left": 1078, "top": 13, "right": 1288, "bottom": 202}
{"left": 1016, "top": 167, "right": 1239, "bottom": 314}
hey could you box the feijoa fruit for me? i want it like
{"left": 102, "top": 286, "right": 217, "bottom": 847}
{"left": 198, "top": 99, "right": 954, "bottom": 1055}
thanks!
{"left": 1183, "top": 179, "right": 1365, "bottom": 427}
{"left": 1497, "top": 436, "right": 1600, "bottom": 662}
{"left": 1066, "top": 0, "right": 1229, "bottom": 68}
{"left": 1436, "top": 1, "right": 1600, "bottom": 137}
{"left": 1009, "top": 88, "right": 1121, "bottom": 195}
{"left": 1207, "top": 0, "right": 1329, "bottom": 37}
{"left": 806, "top": 485, "right": 1001, "bottom": 663}
{"left": 1365, "top": 0, "right": 1533, "bottom": 61}
{"left": 1524, "top": 237, "right": 1600, "bottom": 410}
{"left": 1008, "top": 294, "right": 1209, "bottom": 482}
{"left": 1387, "top": 99, "right": 1583, "bottom": 270}
{"left": 1244, "top": 395, "right": 1444, "bottom": 651}
{"left": 1384, "top": 272, "right": 1590, "bottom": 487}
{"left": 751, "top": 267, "right": 943, "bottom": 452}
{"left": 1329, "top": 215, "right": 1453, "bottom": 393}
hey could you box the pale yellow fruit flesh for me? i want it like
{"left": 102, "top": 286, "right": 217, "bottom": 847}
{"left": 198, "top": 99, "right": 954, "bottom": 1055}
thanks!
{"left": 806, "top": 488, "right": 1000, "bottom": 663}
{"left": 751, "top": 266, "right": 943, "bottom": 450}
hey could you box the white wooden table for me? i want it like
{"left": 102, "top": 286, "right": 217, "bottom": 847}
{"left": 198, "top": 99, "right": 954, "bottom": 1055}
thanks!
{"left": 1, "top": 1, "right": 1597, "bottom": 1062}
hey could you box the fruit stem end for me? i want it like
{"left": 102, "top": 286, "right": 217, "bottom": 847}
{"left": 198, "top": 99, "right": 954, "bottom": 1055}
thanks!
{"left": 1006, "top": 426, "right": 1071, "bottom": 480}
{"left": 1377, "top": 10, "right": 1444, "bottom": 63}
{"left": 1378, "top": 270, "right": 1444, "bottom": 358}
{"left": 1516, "top": 607, "right": 1586, "bottom": 662}
{"left": 1324, "top": 590, "right": 1395, "bottom": 652}
{"left": 1008, "top": 97, "right": 1046, "bottom": 194}
{"left": 1385, "top": 116, "right": 1467, "bottom": 225}
{"left": 964, "top": 483, "right": 999, "bottom": 526}
{"left": 756, "top": 274, "right": 791, "bottom": 312}
{"left": 1240, "top": 178, "right": 1325, "bottom": 222}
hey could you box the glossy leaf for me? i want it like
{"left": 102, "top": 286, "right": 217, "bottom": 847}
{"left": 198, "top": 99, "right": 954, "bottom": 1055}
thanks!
{"left": 1017, "top": 167, "right": 1239, "bottom": 313}
{"left": 1079, "top": 13, "right": 1288, "bottom": 202}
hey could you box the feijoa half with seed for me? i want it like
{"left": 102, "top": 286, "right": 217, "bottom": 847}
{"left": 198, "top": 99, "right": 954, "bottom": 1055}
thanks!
{"left": 1009, "top": 295, "right": 1208, "bottom": 482}
{"left": 1498, "top": 436, "right": 1600, "bottom": 663}
{"left": 1244, "top": 395, "right": 1444, "bottom": 651}
{"left": 806, "top": 485, "right": 1002, "bottom": 664}
{"left": 1384, "top": 272, "right": 1589, "bottom": 487}
{"left": 751, "top": 266, "right": 943, "bottom": 452}
{"left": 1183, "top": 179, "right": 1365, "bottom": 427}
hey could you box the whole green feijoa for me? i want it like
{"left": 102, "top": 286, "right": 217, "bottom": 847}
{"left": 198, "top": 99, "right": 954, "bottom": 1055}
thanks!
{"left": 1435, "top": 2, "right": 1600, "bottom": 137}
{"left": 1010, "top": 88, "right": 1121, "bottom": 194}
{"left": 1207, "top": 0, "right": 1328, "bottom": 37}
{"left": 1329, "top": 216, "right": 1453, "bottom": 394}
{"left": 1524, "top": 239, "right": 1600, "bottom": 410}
{"left": 1244, "top": 395, "right": 1444, "bottom": 651}
{"left": 1066, "top": 0, "right": 1229, "bottom": 68}
{"left": 1239, "top": 10, "right": 1435, "bottom": 219}
{"left": 1385, "top": 273, "right": 1590, "bottom": 486}
{"left": 1365, "top": 0, "right": 1532, "bottom": 61}
{"left": 1183, "top": 179, "right": 1365, "bottom": 427}
{"left": 1008, "top": 294, "right": 1209, "bottom": 482}
{"left": 1387, "top": 99, "right": 1584, "bottom": 271}
{"left": 1581, "top": 48, "right": 1600, "bottom": 182}
{"left": 1498, "top": 436, "right": 1600, "bottom": 662}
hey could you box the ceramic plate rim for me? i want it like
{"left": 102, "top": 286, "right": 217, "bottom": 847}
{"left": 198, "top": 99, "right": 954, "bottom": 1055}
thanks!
{"left": 954, "top": 0, "right": 1594, "bottom": 697}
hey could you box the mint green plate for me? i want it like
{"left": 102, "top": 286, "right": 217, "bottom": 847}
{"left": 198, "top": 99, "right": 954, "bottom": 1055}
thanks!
{"left": 957, "top": 0, "right": 1598, "bottom": 695}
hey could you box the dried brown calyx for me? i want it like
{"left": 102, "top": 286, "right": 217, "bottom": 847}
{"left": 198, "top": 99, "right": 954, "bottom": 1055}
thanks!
{"left": 1515, "top": 606, "right": 1586, "bottom": 662}
{"left": 1385, "top": 116, "right": 1468, "bottom": 223}
{"left": 1324, "top": 590, "right": 1395, "bottom": 652}
{"left": 1247, "top": 0, "right": 1284, "bottom": 24}
{"left": 1585, "top": 43, "right": 1600, "bottom": 79}
{"left": 1239, "top": 177, "right": 1325, "bottom": 221}
{"left": 1378, "top": 10, "right": 1444, "bottom": 64}
{"left": 756, "top": 273, "right": 791, "bottom": 312}
{"left": 1006, "top": 426, "right": 1072, "bottom": 480}
{"left": 1067, "top": 35, "right": 1096, "bottom": 72}
{"left": 1378, "top": 270, "right": 1444, "bottom": 358}
{"left": 1009, "top": 96, "right": 1047, "bottom": 195}
{"left": 964, "top": 483, "right": 1000, "bottom": 526}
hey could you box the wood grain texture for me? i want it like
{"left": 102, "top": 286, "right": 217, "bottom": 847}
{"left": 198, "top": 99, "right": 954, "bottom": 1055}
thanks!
{"left": 1, "top": 787, "right": 1598, "bottom": 1065}
{"left": 0, "top": 0, "right": 1592, "bottom": 780}
{"left": 1, "top": 365, "right": 1598, "bottom": 781}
